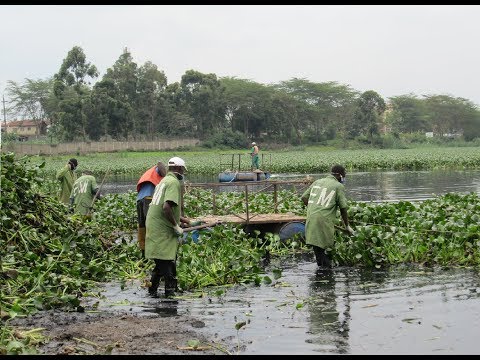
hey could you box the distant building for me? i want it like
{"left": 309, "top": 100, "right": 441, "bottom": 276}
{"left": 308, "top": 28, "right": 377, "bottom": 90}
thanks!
{"left": 425, "top": 131, "right": 462, "bottom": 139}
{"left": 2, "top": 119, "right": 49, "bottom": 140}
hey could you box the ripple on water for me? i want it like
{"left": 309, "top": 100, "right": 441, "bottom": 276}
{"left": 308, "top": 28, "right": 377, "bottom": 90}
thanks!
{"left": 83, "top": 260, "right": 480, "bottom": 354}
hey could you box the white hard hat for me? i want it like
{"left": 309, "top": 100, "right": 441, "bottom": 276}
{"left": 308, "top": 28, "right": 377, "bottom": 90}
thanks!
{"left": 168, "top": 156, "right": 187, "bottom": 170}
{"left": 252, "top": 142, "right": 256, "bottom": 145}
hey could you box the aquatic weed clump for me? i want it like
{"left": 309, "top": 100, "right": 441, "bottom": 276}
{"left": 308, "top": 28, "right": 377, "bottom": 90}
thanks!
{"left": 0, "top": 153, "right": 138, "bottom": 354}
{"left": 332, "top": 194, "right": 480, "bottom": 268}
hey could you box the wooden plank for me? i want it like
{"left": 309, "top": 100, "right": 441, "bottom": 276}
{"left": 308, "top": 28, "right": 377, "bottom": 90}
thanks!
{"left": 194, "top": 213, "right": 306, "bottom": 225}
{"left": 183, "top": 221, "right": 223, "bottom": 233}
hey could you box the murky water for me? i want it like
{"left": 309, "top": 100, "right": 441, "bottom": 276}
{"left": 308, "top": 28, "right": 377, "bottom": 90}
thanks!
{"left": 94, "top": 169, "right": 480, "bottom": 354}
{"left": 267, "top": 169, "right": 480, "bottom": 202}
{"left": 103, "top": 169, "right": 480, "bottom": 202}
{"left": 84, "top": 254, "right": 480, "bottom": 355}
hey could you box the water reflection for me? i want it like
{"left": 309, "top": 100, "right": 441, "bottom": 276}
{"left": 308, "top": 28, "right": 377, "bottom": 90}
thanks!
{"left": 102, "top": 169, "right": 480, "bottom": 202}
{"left": 75, "top": 262, "right": 480, "bottom": 354}
{"left": 345, "top": 169, "right": 480, "bottom": 202}
{"left": 142, "top": 300, "right": 179, "bottom": 317}
{"left": 306, "top": 268, "right": 350, "bottom": 354}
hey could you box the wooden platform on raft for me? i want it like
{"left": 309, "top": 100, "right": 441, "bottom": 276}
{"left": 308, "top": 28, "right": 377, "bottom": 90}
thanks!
{"left": 184, "top": 178, "right": 313, "bottom": 233}
{"left": 195, "top": 212, "right": 306, "bottom": 226}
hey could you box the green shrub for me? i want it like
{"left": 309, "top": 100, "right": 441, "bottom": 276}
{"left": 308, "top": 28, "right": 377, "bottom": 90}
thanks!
{"left": 201, "top": 128, "right": 246, "bottom": 149}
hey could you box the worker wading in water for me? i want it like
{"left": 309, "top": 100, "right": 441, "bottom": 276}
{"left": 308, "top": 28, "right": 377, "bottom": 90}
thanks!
{"left": 136, "top": 161, "right": 167, "bottom": 258}
{"left": 145, "top": 157, "right": 197, "bottom": 298}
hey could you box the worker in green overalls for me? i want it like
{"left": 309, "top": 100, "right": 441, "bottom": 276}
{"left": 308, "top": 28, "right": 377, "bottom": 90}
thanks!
{"left": 301, "top": 164, "right": 355, "bottom": 268}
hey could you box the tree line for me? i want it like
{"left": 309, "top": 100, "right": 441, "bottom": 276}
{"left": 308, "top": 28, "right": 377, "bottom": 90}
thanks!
{"left": 5, "top": 45, "right": 480, "bottom": 147}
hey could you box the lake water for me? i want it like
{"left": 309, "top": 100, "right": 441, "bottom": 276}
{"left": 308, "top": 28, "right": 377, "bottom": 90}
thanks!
{"left": 103, "top": 169, "right": 480, "bottom": 202}
{"left": 90, "top": 255, "right": 480, "bottom": 355}
{"left": 93, "top": 169, "right": 480, "bottom": 354}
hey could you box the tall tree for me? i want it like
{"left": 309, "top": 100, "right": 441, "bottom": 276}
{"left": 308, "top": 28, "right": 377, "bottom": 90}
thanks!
{"left": 423, "top": 94, "right": 476, "bottom": 138}
{"left": 87, "top": 78, "right": 117, "bottom": 140}
{"left": 462, "top": 105, "right": 480, "bottom": 141}
{"left": 387, "top": 94, "right": 429, "bottom": 133}
{"left": 5, "top": 78, "right": 54, "bottom": 136}
{"left": 101, "top": 48, "right": 138, "bottom": 139}
{"left": 268, "top": 90, "right": 310, "bottom": 144}
{"left": 53, "top": 46, "right": 98, "bottom": 141}
{"left": 221, "top": 77, "right": 277, "bottom": 140}
{"left": 351, "top": 90, "right": 386, "bottom": 142}
{"left": 180, "top": 70, "right": 225, "bottom": 139}
{"left": 274, "top": 78, "right": 358, "bottom": 143}
{"left": 136, "top": 61, "right": 167, "bottom": 138}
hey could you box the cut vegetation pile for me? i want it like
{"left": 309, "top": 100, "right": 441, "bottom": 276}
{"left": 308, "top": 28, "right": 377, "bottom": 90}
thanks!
{"left": 2, "top": 151, "right": 480, "bottom": 354}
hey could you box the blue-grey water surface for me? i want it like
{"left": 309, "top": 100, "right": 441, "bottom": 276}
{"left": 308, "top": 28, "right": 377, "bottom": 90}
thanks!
{"left": 103, "top": 169, "right": 480, "bottom": 202}
{"left": 95, "top": 169, "right": 480, "bottom": 354}
{"left": 86, "top": 255, "right": 480, "bottom": 355}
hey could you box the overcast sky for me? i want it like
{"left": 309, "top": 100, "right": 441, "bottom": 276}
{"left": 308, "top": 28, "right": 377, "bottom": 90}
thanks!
{"left": 2, "top": 4, "right": 480, "bottom": 112}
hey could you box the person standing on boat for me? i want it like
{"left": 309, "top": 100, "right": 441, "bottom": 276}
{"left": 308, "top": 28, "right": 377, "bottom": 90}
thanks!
{"left": 250, "top": 142, "right": 260, "bottom": 170}
{"left": 145, "top": 157, "right": 194, "bottom": 298}
{"left": 301, "top": 164, "right": 355, "bottom": 268}
{"left": 136, "top": 161, "right": 167, "bottom": 258}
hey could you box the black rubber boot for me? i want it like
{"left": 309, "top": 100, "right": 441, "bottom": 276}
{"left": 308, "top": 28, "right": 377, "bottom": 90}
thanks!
{"left": 165, "top": 277, "right": 177, "bottom": 298}
{"left": 314, "top": 246, "right": 332, "bottom": 268}
{"left": 317, "top": 254, "right": 331, "bottom": 268}
{"left": 148, "top": 270, "right": 161, "bottom": 297}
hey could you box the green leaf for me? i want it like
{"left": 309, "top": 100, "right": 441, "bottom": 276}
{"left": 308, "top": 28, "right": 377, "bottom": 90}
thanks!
{"left": 235, "top": 321, "right": 247, "bottom": 331}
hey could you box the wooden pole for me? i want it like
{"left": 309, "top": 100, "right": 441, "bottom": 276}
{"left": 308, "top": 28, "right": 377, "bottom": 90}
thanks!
{"left": 245, "top": 184, "right": 249, "bottom": 224}
{"left": 212, "top": 192, "right": 217, "bottom": 215}
{"left": 274, "top": 183, "right": 278, "bottom": 213}
{"left": 87, "top": 168, "right": 109, "bottom": 215}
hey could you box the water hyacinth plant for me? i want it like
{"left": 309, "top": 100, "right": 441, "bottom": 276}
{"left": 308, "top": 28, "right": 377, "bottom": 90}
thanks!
{"left": 2, "top": 150, "right": 480, "bottom": 354}
{"left": 30, "top": 146, "right": 480, "bottom": 179}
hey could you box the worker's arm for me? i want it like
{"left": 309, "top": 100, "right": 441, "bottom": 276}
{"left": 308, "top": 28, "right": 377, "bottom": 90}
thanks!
{"left": 92, "top": 187, "right": 102, "bottom": 200}
{"left": 163, "top": 200, "right": 184, "bottom": 236}
{"left": 56, "top": 164, "right": 70, "bottom": 180}
{"left": 340, "top": 208, "right": 349, "bottom": 228}
{"left": 340, "top": 207, "right": 355, "bottom": 235}
{"left": 180, "top": 216, "right": 193, "bottom": 226}
{"left": 162, "top": 200, "right": 178, "bottom": 227}
{"left": 301, "top": 185, "right": 312, "bottom": 207}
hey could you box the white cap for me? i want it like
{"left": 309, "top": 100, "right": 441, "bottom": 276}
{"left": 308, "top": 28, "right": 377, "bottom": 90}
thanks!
{"left": 252, "top": 142, "right": 256, "bottom": 145}
{"left": 168, "top": 156, "right": 187, "bottom": 170}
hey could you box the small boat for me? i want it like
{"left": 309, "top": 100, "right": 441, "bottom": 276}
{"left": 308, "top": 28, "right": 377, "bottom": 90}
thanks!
{"left": 218, "top": 169, "right": 271, "bottom": 183}
{"left": 218, "top": 152, "right": 272, "bottom": 183}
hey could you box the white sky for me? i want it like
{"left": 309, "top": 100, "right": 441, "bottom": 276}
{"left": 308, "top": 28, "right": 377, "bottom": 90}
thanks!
{"left": 2, "top": 4, "right": 480, "bottom": 112}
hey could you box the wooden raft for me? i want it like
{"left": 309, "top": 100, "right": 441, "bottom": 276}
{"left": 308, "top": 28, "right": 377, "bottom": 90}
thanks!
{"left": 185, "top": 178, "right": 313, "bottom": 231}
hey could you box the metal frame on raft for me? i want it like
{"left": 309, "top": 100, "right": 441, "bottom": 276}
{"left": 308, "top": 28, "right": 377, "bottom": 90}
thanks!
{"left": 218, "top": 153, "right": 273, "bottom": 182}
{"left": 183, "top": 178, "right": 314, "bottom": 237}
{"left": 219, "top": 153, "right": 273, "bottom": 173}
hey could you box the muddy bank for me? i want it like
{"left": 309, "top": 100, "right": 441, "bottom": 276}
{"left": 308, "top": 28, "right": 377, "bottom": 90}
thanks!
{"left": 10, "top": 301, "right": 239, "bottom": 355}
